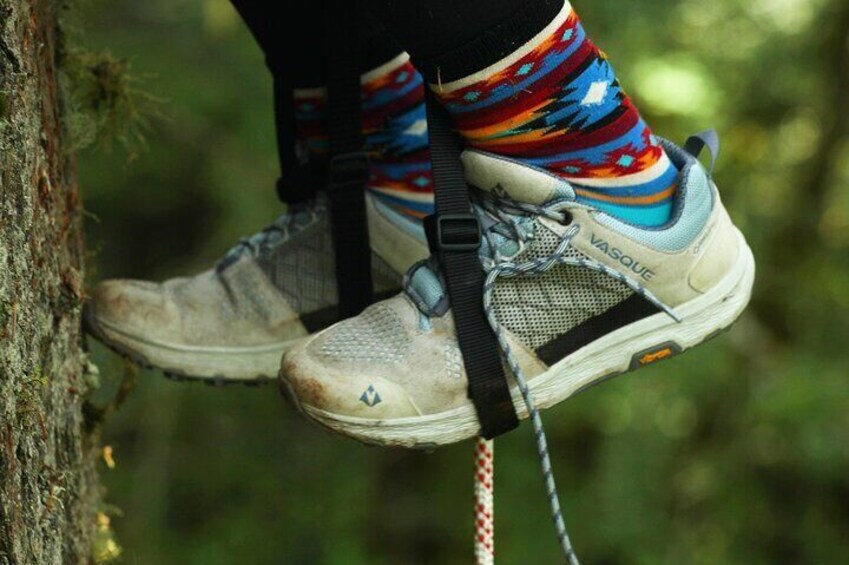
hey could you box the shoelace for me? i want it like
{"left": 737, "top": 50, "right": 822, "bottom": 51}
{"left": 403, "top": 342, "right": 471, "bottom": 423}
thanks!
{"left": 216, "top": 202, "right": 321, "bottom": 271}
{"left": 408, "top": 190, "right": 680, "bottom": 563}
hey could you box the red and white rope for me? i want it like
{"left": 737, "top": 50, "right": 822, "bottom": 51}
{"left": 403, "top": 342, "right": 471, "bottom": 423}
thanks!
{"left": 474, "top": 437, "right": 495, "bottom": 565}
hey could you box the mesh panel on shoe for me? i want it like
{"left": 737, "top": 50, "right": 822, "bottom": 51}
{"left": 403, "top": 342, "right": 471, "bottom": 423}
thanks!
{"left": 255, "top": 210, "right": 402, "bottom": 314}
{"left": 317, "top": 302, "right": 410, "bottom": 364}
{"left": 220, "top": 267, "right": 275, "bottom": 322}
{"left": 492, "top": 224, "right": 633, "bottom": 351}
{"left": 256, "top": 212, "right": 337, "bottom": 314}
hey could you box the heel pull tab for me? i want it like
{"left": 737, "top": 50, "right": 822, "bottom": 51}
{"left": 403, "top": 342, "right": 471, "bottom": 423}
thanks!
{"left": 684, "top": 130, "right": 720, "bottom": 175}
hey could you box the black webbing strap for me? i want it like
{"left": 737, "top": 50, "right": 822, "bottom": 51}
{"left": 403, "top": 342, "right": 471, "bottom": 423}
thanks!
{"left": 423, "top": 94, "right": 519, "bottom": 439}
{"left": 272, "top": 76, "right": 316, "bottom": 206}
{"left": 323, "top": 0, "right": 374, "bottom": 318}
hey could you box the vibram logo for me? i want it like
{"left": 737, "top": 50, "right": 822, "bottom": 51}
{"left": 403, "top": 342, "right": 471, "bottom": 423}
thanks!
{"left": 359, "top": 385, "right": 382, "bottom": 407}
{"left": 639, "top": 347, "right": 674, "bottom": 366}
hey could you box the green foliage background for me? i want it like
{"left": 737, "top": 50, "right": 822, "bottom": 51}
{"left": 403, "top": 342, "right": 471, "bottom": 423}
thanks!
{"left": 76, "top": 0, "right": 849, "bottom": 563}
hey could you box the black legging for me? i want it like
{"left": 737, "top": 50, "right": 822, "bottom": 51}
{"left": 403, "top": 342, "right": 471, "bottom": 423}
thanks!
{"left": 228, "top": 0, "right": 400, "bottom": 182}
{"left": 363, "top": 0, "right": 562, "bottom": 82}
{"left": 230, "top": 0, "right": 402, "bottom": 88}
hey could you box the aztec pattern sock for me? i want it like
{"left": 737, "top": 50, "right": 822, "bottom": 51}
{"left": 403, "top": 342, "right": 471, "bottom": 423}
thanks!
{"left": 433, "top": 1, "right": 679, "bottom": 227}
{"left": 294, "top": 53, "right": 434, "bottom": 220}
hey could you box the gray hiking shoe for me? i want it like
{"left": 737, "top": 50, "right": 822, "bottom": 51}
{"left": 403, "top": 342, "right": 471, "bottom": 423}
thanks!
{"left": 85, "top": 194, "right": 428, "bottom": 383}
{"left": 279, "top": 139, "right": 755, "bottom": 446}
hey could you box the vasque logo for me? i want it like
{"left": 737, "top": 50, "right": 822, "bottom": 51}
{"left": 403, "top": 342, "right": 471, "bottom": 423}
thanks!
{"left": 590, "top": 234, "right": 656, "bottom": 281}
{"left": 359, "top": 385, "right": 382, "bottom": 407}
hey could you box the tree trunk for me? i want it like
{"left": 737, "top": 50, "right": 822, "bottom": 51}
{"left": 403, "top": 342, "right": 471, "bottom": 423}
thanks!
{"left": 1, "top": 1, "right": 101, "bottom": 563}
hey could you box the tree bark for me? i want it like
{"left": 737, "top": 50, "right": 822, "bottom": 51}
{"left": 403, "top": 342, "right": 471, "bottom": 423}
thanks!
{"left": 1, "top": 1, "right": 101, "bottom": 563}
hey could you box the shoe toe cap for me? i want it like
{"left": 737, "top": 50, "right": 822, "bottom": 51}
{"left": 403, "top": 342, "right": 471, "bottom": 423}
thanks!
{"left": 280, "top": 335, "right": 423, "bottom": 420}
{"left": 87, "top": 279, "right": 180, "bottom": 337}
{"left": 279, "top": 294, "right": 473, "bottom": 423}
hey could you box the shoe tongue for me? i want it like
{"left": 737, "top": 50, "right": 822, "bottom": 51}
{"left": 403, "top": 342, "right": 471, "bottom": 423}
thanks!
{"left": 407, "top": 199, "right": 534, "bottom": 318}
{"left": 462, "top": 150, "right": 576, "bottom": 205}
{"left": 408, "top": 152, "right": 571, "bottom": 317}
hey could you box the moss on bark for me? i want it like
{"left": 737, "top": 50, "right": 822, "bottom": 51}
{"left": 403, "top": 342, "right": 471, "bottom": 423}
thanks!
{"left": 0, "top": 1, "right": 107, "bottom": 562}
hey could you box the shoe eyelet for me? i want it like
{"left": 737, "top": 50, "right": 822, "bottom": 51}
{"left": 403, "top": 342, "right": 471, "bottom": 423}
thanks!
{"left": 558, "top": 210, "right": 573, "bottom": 226}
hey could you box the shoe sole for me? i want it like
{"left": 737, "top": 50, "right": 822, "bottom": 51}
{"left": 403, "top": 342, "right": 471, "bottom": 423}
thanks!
{"left": 84, "top": 308, "right": 301, "bottom": 385}
{"left": 279, "top": 230, "right": 756, "bottom": 449}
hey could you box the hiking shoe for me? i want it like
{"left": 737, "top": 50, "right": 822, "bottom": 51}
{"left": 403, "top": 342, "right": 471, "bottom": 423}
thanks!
{"left": 85, "top": 194, "right": 428, "bottom": 382}
{"left": 279, "top": 138, "right": 755, "bottom": 446}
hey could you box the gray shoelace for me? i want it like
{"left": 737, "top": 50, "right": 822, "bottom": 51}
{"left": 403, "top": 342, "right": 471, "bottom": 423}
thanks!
{"left": 409, "top": 191, "right": 680, "bottom": 563}
{"left": 216, "top": 202, "right": 321, "bottom": 272}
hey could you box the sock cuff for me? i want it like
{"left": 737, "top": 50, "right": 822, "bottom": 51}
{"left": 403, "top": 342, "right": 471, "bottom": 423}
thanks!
{"left": 293, "top": 52, "right": 413, "bottom": 99}
{"left": 418, "top": 0, "right": 568, "bottom": 85}
{"left": 361, "top": 52, "right": 413, "bottom": 85}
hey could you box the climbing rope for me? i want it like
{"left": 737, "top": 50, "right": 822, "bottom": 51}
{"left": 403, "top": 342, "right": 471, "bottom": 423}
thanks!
{"left": 474, "top": 437, "right": 495, "bottom": 565}
{"left": 419, "top": 191, "right": 680, "bottom": 563}
{"left": 476, "top": 195, "right": 679, "bottom": 564}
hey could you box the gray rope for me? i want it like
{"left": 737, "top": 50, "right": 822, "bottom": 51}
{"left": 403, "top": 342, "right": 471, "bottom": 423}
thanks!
{"left": 481, "top": 223, "right": 580, "bottom": 564}
{"left": 476, "top": 196, "right": 680, "bottom": 564}
{"left": 401, "top": 189, "right": 681, "bottom": 562}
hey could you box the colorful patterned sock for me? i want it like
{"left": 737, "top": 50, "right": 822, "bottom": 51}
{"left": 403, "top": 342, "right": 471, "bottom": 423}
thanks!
{"left": 433, "top": 1, "right": 679, "bottom": 227}
{"left": 294, "top": 53, "right": 434, "bottom": 220}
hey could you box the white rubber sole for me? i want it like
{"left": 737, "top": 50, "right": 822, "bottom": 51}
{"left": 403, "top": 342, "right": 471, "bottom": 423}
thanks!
{"left": 85, "top": 310, "right": 302, "bottom": 383}
{"left": 282, "top": 230, "right": 756, "bottom": 449}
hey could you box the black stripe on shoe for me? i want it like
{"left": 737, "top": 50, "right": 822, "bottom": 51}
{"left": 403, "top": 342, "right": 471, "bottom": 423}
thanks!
{"left": 535, "top": 294, "right": 661, "bottom": 366}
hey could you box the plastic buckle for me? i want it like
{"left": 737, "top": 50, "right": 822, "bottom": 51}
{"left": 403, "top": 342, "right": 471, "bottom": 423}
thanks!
{"left": 424, "top": 214, "right": 482, "bottom": 253}
{"left": 328, "top": 151, "right": 369, "bottom": 190}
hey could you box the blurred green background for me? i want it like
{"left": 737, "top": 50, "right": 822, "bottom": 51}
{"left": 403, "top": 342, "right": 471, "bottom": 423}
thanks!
{"left": 74, "top": 0, "right": 849, "bottom": 563}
